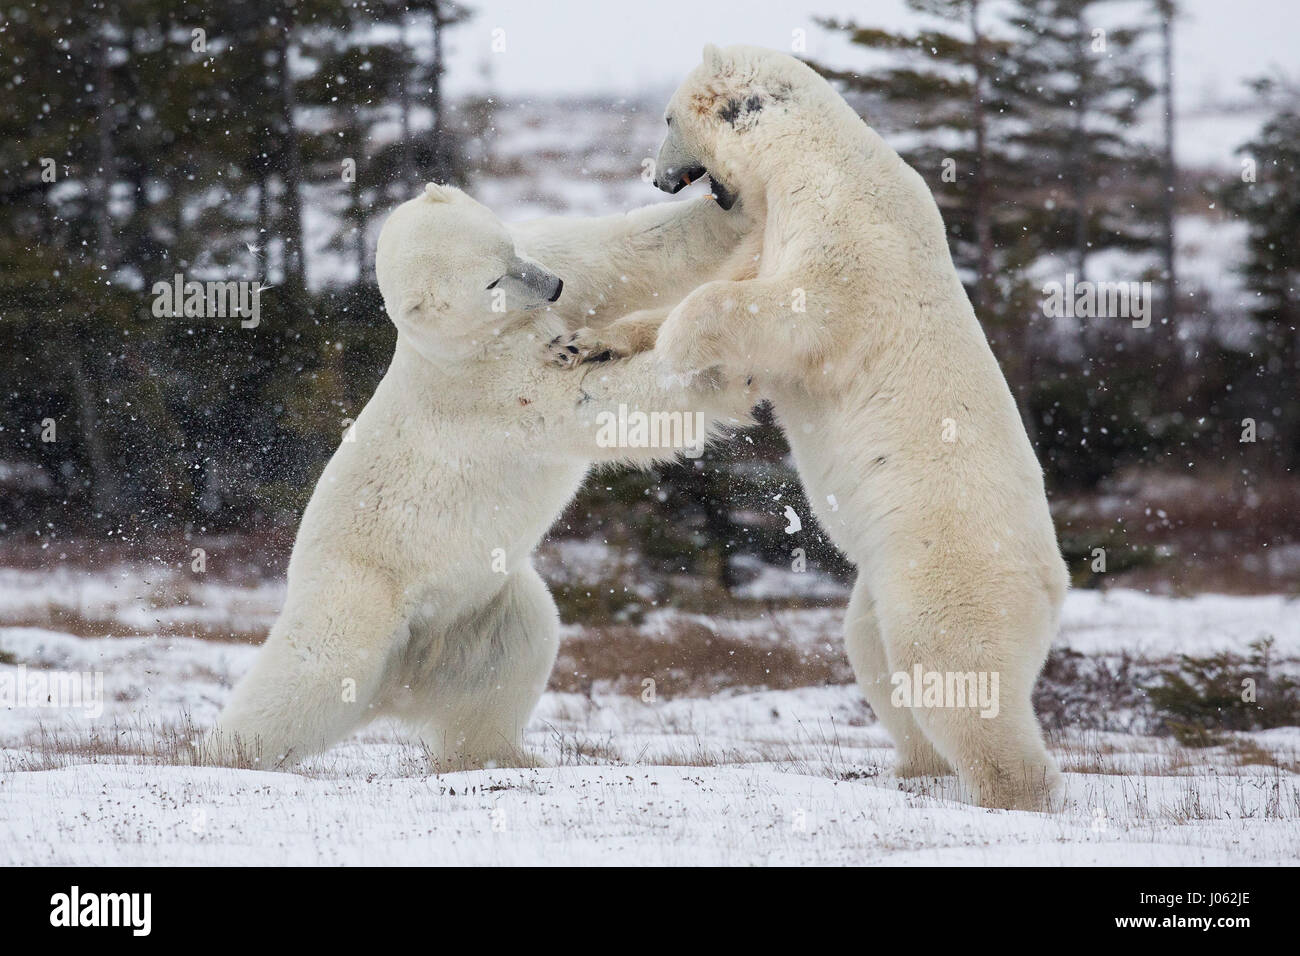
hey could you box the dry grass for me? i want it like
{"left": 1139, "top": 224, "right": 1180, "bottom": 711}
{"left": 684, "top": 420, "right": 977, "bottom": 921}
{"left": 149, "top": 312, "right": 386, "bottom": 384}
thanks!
{"left": 0, "top": 531, "right": 294, "bottom": 581}
{"left": 0, "top": 718, "right": 204, "bottom": 773}
{"left": 7, "top": 707, "right": 1300, "bottom": 837}
{"left": 549, "top": 619, "right": 853, "bottom": 698}
{"left": 0, "top": 607, "right": 269, "bottom": 644}
{"left": 1227, "top": 737, "right": 1300, "bottom": 773}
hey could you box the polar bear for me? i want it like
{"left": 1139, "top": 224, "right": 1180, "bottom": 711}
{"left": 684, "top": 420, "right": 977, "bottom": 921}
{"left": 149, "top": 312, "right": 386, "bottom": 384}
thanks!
{"left": 575, "top": 45, "right": 1069, "bottom": 809}
{"left": 209, "top": 184, "right": 755, "bottom": 769}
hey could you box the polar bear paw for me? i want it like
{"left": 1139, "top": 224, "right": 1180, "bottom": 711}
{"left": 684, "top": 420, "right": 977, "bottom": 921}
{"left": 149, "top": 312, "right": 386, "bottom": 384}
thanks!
{"left": 546, "top": 329, "right": 623, "bottom": 368}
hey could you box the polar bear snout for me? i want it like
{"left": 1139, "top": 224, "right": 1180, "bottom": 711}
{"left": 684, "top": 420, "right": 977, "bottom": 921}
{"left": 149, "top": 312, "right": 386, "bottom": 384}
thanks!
{"left": 653, "top": 127, "right": 738, "bottom": 209}
{"left": 654, "top": 162, "right": 707, "bottom": 195}
{"left": 489, "top": 253, "right": 565, "bottom": 309}
{"left": 654, "top": 126, "right": 708, "bottom": 195}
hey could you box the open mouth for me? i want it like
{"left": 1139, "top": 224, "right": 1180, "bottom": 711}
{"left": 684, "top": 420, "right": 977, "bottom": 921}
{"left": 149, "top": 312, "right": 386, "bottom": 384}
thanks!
{"left": 665, "top": 165, "right": 707, "bottom": 193}
{"left": 659, "top": 162, "right": 739, "bottom": 211}
{"left": 668, "top": 167, "right": 737, "bottom": 211}
{"left": 706, "top": 174, "right": 737, "bottom": 211}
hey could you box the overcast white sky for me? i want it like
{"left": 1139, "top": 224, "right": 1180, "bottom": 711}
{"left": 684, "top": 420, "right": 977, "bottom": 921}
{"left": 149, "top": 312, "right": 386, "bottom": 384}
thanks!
{"left": 442, "top": 0, "right": 1298, "bottom": 108}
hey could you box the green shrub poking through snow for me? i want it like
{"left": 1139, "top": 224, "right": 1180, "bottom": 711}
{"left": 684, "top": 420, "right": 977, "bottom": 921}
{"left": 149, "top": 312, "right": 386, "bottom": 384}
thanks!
{"left": 1150, "top": 638, "right": 1300, "bottom": 746}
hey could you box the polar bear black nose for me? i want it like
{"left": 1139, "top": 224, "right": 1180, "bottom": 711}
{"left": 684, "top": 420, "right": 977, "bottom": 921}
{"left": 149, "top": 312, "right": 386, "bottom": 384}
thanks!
{"left": 548, "top": 278, "right": 564, "bottom": 302}
{"left": 655, "top": 164, "right": 707, "bottom": 194}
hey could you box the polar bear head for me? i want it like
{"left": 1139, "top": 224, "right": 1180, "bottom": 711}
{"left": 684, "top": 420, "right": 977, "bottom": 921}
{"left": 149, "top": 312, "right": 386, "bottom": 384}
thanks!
{"left": 375, "top": 183, "right": 564, "bottom": 357}
{"left": 653, "top": 44, "right": 826, "bottom": 210}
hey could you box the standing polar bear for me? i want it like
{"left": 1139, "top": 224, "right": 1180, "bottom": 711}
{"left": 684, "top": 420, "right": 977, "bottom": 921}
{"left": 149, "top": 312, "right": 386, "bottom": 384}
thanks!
{"left": 598, "top": 44, "right": 1068, "bottom": 809}
{"left": 210, "top": 185, "right": 755, "bottom": 769}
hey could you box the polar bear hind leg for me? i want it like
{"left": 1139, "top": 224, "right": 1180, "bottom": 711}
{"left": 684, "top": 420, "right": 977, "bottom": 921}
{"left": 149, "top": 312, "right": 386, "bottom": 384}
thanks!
{"left": 871, "top": 574, "right": 1062, "bottom": 811}
{"left": 409, "top": 564, "right": 559, "bottom": 771}
{"left": 844, "top": 577, "right": 953, "bottom": 778}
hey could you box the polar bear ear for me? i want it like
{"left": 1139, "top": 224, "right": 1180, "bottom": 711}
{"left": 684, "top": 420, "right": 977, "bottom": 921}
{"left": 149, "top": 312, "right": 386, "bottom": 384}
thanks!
{"left": 423, "top": 182, "right": 454, "bottom": 203}
{"left": 702, "top": 43, "right": 725, "bottom": 71}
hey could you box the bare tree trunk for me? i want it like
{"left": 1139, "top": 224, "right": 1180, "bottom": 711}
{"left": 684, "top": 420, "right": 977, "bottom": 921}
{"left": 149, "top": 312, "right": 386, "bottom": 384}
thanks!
{"left": 969, "top": 0, "right": 994, "bottom": 317}
{"left": 80, "top": 19, "right": 126, "bottom": 518}
{"left": 354, "top": 178, "right": 367, "bottom": 284}
{"left": 276, "top": 4, "right": 307, "bottom": 291}
{"left": 1290, "top": 307, "right": 1300, "bottom": 469}
{"left": 1071, "top": 25, "right": 1090, "bottom": 283}
{"left": 430, "top": 3, "right": 448, "bottom": 182}
{"left": 94, "top": 23, "right": 116, "bottom": 266}
{"left": 67, "top": 350, "right": 122, "bottom": 517}
{"left": 398, "top": 13, "right": 414, "bottom": 191}
{"left": 255, "top": 175, "right": 269, "bottom": 275}
{"left": 1159, "top": 2, "right": 1178, "bottom": 323}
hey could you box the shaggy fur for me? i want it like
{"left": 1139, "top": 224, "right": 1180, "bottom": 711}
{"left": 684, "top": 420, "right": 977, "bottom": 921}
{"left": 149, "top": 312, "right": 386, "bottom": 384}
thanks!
{"left": 577, "top": 45, "right": 1069, "bottom": 810}
{"left": 210, "top": 185, "right": 755, "bottom": 769}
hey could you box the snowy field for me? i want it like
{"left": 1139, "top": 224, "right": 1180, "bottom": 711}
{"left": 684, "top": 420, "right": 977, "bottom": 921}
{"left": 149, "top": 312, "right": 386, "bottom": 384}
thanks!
{"left": 1, "top": 551, "right": 1298, "bottom": 866}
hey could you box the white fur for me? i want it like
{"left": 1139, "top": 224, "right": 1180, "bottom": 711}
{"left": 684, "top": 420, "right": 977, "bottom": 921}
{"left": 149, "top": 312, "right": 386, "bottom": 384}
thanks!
{"left": 209, "top": 187, "right": 755, "bottom": 770}
{"left": 646, "top": 45, "right": 1069, "bottom": 809}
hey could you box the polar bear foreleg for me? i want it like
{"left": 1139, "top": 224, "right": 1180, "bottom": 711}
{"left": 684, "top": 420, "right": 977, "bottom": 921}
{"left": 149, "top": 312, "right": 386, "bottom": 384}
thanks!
{"left": 559, "top": 351, "right": 756, "bottom": 462}
{"left": 547, "top": 307, "right": 670, "bottom": 367}
{"left": 654, "top": 276, "right": 833, "bottom": 381}
{"left": 208, "top": 569, "right": 405, "bottom": 768}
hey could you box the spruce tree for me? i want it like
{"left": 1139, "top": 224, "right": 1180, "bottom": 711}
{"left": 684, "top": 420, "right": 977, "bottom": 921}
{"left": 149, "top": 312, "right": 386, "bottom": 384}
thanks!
{"left": 1223, "top": 79, "right": 1300, "bottom": 469}
{"left": 1000, "top": 0, "right": 1159, "bottom": 279}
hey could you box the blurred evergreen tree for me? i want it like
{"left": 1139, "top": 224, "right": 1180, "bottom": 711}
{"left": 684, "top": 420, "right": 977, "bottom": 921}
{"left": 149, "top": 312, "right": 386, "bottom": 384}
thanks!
{"left": 1000, "top": 0, "right": 1160, "bottom": 277}
{"left": 1222, "top": 78, "right": 1300, "bottom": 470}
{"left": 1002, "top": 0, "right": 1177, "bottom": 488}
{"left": 0, "top": 0, "right": 472, "bottom": 533}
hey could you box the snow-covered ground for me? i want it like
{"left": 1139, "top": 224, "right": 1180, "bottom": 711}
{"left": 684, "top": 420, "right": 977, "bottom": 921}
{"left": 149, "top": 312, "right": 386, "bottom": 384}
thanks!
{"left": 1, "top": 556, "right": 1297, "bottom": 866}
